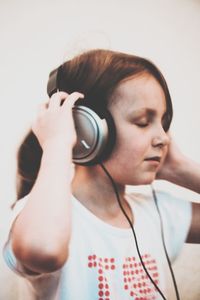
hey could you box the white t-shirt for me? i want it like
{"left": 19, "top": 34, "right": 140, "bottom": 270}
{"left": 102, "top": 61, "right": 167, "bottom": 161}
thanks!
{"left": 3, "top": 191, "right": 192, "bottom": 300}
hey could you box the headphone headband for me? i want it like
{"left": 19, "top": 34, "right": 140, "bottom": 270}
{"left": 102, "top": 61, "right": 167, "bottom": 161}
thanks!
{"left": 47, "top": 65, "right": 63, "bottom": 97}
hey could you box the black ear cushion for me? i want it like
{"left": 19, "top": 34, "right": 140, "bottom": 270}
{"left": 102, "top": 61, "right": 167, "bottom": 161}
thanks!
{"left": 92, "top": 110, "right": 116, "bottom": 164}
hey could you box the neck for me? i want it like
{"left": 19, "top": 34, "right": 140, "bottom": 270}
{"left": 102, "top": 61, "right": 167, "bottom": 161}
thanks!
{"left": 72, "top": 164, "right": 132, "bottom": 227}
{"left": 72, "top": 164, "right": 125, "bottom": 204}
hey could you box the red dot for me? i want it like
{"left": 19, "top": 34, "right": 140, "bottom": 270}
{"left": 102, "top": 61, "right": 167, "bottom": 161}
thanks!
{"left": 110, "top": 258, "right": 115, "bottom": 263}
{"left": 93, "top": 255, "right": 96, "bottom": 259}
{"left": 98, "top": 290, "right": 103, "bottom": 297}
{"left": 98, "top": 276, "right": 104, "bottom": 282}
{"left": 105, "top": 290, "right": 110, "bottom": 296}
{"left": 155, "top": 280, "right": 158, "bottom": 285}
{"left": 105, "top": 265, "right": 109, "bottom": 270}
{"left": 88, "top": 262, "right": 93, "bottom": 268}
{"left": 98, "top": 269, "right": 103, "bottom": 274}
{"left": 105, "top": 284, "right": 109, "bottom": 289}
{"left": 98, "top": 283, "right": 104, "bottom": 289}
{"left": 111, "top": 265, "right": 115, "bottom": 270}
{"left": 124, "top": 284, "right": 128, "bottom": 290}
{"left": 88, "top": 255, "right": 92, "bottom": 260}
{"left": 104, "top": 258, "right": 108, "bottom": 263}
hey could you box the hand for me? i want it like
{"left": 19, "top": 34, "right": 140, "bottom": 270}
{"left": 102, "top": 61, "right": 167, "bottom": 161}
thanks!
{"left": 32, "top": 91, "right": 84, "bottom": 150}
{"left": 156, "top": 134, "right": 185, "bottom": 181}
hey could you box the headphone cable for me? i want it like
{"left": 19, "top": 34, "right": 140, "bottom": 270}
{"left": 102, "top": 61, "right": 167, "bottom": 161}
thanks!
{"left": 151, "top": 185, "right": 180, "bottom": 300}
{"left": 100, "top": 163, "right": 167, "bottom": 300}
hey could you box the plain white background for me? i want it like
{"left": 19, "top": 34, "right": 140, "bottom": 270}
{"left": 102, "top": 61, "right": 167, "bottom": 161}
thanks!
{"left": 0, "top": 0, "right": 200, "bottom": 299}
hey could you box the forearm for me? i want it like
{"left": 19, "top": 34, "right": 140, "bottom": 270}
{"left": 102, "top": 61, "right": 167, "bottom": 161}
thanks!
{"left": 12, "top": 142, "right": 73, "bottom": 272}
{"left": 166, "top": 156, "right": 200, "bottom": 194}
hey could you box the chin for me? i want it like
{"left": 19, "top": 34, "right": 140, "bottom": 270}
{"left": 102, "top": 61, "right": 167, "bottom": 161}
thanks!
{"left": 138, "top": 173, "right": 156, "bottom": 185}
{"left": 127, "top": 176, "right": 155, "bottom": 186}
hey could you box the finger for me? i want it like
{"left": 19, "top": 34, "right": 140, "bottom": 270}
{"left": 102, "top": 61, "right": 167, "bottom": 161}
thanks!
{"left": 48, "top": 91, "right": 69, "bottom": 110}
{"left": 62, "top": 92, "right": 84, "bottom": 108}
{"left": 35, "top": 102, "right": 48, "bottom": 118}
{"left": 37, "top": 102, "right": 48, "bottom": 113}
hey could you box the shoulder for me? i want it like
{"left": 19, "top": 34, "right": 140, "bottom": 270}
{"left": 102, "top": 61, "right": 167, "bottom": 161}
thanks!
{"left": 127, "top": 189, "right": 192, "bottom": 212}
{"left": 127, "top": 189, "right": 192, "bottom": 227}
{"left": 127, "top": 189, "right": 192, "bottom": 260}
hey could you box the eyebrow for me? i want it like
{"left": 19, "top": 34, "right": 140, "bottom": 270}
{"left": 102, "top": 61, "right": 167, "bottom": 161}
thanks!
{"left": 130, "top": 108, "right": 156, "bottom": 117}
{"left": 128, "top": 108, "right": 166, "bottom": 120}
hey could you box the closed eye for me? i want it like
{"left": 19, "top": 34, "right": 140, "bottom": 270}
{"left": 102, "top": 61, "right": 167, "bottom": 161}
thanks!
{"left": 136, "top": 122, "right": 149, "bottom": 128}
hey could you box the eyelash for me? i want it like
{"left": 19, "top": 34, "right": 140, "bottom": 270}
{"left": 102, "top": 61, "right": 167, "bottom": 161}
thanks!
{"left": 136, "top": 121, "right": 168, "bottom": 131}
{"left": 136, "top": 122, "right": 149, "bottom": 128}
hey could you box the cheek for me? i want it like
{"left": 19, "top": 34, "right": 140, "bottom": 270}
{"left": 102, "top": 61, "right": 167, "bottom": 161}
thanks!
{"left": 161, "top": 146, "right": 168, "bottom": 162}
{"left": 112, "top": 133, "right": 149, "bottom": 162}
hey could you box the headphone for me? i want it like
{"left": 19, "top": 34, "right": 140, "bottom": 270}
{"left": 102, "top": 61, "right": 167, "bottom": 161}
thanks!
{"left": 47, "top": 65, "right": 116, "bottom": 165}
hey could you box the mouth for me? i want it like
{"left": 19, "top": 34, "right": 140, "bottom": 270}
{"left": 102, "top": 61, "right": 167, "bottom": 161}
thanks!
{"left": 144, "top": 156, "right": 161, "bottom": 163}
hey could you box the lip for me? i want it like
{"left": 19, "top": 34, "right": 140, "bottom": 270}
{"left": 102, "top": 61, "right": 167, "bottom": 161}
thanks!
{"left": 144, "top": 156, "right": 161, "bottom": 163}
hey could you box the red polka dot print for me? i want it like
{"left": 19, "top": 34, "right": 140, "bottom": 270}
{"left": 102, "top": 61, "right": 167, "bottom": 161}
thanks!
{"left": 88, "top": 255, "right": 116, "bottom": 300}
{"left": 122, "top": 255, "right": 159, "bottom": 299}
{"left": 88, "top": 253, "right": 159, "bottom": 300}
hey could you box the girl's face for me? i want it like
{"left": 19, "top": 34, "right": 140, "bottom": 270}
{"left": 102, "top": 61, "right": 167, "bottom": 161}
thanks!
{"left": 105, "top": 73, "right": 170, "bottom": 185}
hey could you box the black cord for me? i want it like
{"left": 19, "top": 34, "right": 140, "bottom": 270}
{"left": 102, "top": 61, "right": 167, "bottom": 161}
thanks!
{"left": 100, "top": 163, "right": 167, "bottom": 300}
{"left": 151, "top": 185, "right": 180, "bottom": 300}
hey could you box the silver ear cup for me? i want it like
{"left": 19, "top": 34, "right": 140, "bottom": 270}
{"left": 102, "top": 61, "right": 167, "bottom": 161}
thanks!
{"left": 72, "top": 106, "right": 109, "bottom": 164}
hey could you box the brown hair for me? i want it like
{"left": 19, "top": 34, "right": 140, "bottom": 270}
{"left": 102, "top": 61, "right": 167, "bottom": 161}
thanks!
{"left": 16, "top": 49, "right": 173, "bottom": 201}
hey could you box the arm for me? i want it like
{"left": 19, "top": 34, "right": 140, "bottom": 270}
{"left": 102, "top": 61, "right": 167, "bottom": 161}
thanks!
{"left": 11, "top": 92, "right": 84, "bottom": 274}
{"left": 156, "top": 137, "right": 200, "bottom": 243}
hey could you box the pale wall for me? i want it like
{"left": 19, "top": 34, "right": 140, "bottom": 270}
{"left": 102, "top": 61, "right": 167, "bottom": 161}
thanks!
{"left": 0, "top": 0, "right": 200, "bottom": 299}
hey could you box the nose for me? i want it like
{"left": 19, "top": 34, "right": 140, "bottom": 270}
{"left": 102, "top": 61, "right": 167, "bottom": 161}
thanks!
{"left": 152, "top": 126, "right": 170, "bottom": 148}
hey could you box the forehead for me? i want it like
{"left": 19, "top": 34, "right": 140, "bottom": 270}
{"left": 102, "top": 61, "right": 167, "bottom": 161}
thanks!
{"left": 109, "top": 74, "right": 167, "bottom": 115}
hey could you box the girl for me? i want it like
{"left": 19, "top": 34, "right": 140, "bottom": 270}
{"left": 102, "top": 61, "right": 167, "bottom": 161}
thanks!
{"left": 3, "top": 49, "right": 200, "bottom": 300}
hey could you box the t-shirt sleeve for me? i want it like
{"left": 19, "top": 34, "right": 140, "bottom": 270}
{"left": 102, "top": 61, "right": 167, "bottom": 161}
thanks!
{"left": 156, "top": 191, "right": 192, "bottom": 262}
